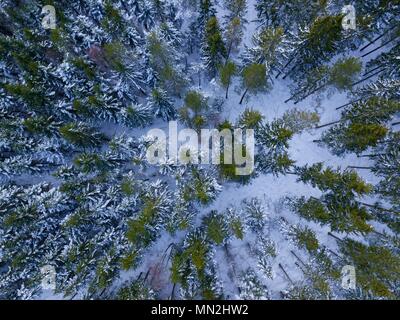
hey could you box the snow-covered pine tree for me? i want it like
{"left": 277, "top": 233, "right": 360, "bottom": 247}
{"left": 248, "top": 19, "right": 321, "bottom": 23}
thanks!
{"left": 238, "top": 268, "right": 270, "bottom": 300}
{"left": 223, "top": 0, "right": 248, "bottom": 21}
{"left": 147, "top": 87, "right": 176, "bottom": 121}
{"left": 255, "top": 119, "right": 295, "bottom": 176}
{"left": 241, "top": 27, "right": 286, "bottom": 72}
{"left": 219, "top": 60, "right": 237, "bottom": 98}
{"left": 186, "top": 0, "right": 217, "bottom": 54}
{"left": 290, "top": 163, "right": 374, "bottom": 234}
{"left": 369, "top": 132, "right": 400, "bottom": 224}
{"left": 287, "top": 57, "right": 362, "bottom": 103}
{"left": 320, "top": 98, "right": 400, "bottom": 155}
{"left": 145, "top": 30, "right": 188, "bottom": 95}
{"left": 202, "top": 210, "right": 230, "bottom": 245}
{"left": 365, "top": 42, "right": 400, "bottom": 80}
{"left": 171, "top": 228, "right": 223, "bottom": 299}
{"left": 242, "top": 197, "right": 268, "bottom": 233}
{"left": 281, "top": 14, "right": 350, "bottom": 83}
{"left": 116, "top": 278, "right": 156, "bottom": 300}
{"left": 255, "top": 0, "right": 330, "bottom": 31}
{"left": 239, "top": 63, "right": 269, "bottom": 104}
{"left": 201, "top": 16, "right": 227, "bottom": 78}
{"left": 224, "top": 17, "right": 244, "bottom": 60}
{"left": 290, "top": 225, "right": 320, "bottom": 253}
{"left": 338, "top": 238, "right": 400, "bottom": 298}
{"left": 179, "top": 90, "right": 209, "bottom": 129}
{"left": 279, "top": 108, "right": 320, "bottom": 134}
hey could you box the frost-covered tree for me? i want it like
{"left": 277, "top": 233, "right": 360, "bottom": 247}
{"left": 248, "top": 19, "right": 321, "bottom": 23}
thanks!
{"left": 219, "top": 61, "right": 237, "bottom": 98}
{"left": 241, "top": 27, "right": 286, "bottom": 71}
{"left": 145, "top": 31, "right": 188, "bottom": 95}
{"left": 255, "top": 119, "right": 295, "bottom": 176}
{"left": 281, "top": 15, "right": 350, "bottom": 83}
{"left": 170, "top": 228, "right": 223, "bottom": 299}
{"left": 369, "top": 133, "right": 400, "bottom": 223}
{"left": 287, "top": 57, "right": 362, "bottom": 103}
{"left": 320, "top": 98, "right": 400, "bottom": 155}
{"left": 255, "top": 0, "right": 330, "bottom": 30}
{"left": 116, "top": 279, "right": 156, "bottom": 300}
{"left": 223, "top": 0, "right": 248, "bottom": 21}
{"left": 290, "top": 163, "right": 374, "bottom": 234}
{"left": 242, "top": 197, "right": 268, "bottom": 233}
{"left": 290, "top": 225, "right": 320, "bottom": 253}
{"left": 147, "top": 87, "right": 176, "bottom": 120}
{"left": 224, "top": 17, "right": 244, "bottom": 60}
{"left": 179, "top": 90, "right": 210, "bottom": 130}
{"left": 279, "top": 109, "right": 320, "bottom": 134}
{"left": 238, "top": 268, "right": 270, "bottom": 300}
{"left": 338, "top": 239, "right": 400, "bottom": 298}
{"left": 203, "top": 210, "right": 230, "bottom": 245}
{"left": 202, "top": 16, "right": 227, "bottom": 78}
{"left": 239, "top": 63, "right": 269, "bottom": 104}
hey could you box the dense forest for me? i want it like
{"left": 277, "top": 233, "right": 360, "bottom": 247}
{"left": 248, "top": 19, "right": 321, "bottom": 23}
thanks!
{"left": 0, "top": 0, "right": 399, "bottom": 300}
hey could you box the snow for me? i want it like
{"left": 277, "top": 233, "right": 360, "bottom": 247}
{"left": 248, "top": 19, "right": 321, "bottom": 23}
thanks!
{"left": 33, "top": 0, "right": 398, "bottom": 300}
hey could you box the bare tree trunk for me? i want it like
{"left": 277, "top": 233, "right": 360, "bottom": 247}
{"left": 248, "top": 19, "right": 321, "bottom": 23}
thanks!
{"left": 278, "top": 263, "right": 294, "bottom": 284}
{"left": 225, "top": 42, "right": 233, "bottom": 64}
{"left": 275, "top": 51, "right": 299, "bottom": 78}
{"left": 315, "top": 119, "right": 342, "bottom": 129}
{"left": 328, "top": 232, "right": 343, "bottom": 242}
{"left": 359, "top": 22, "right": 398, "bottom": 51}
{"left": 351, "top": 69, "right": 385, "bottom": 87}
{"left": 326, "top": 247, "right": 343, "bottom": 260}
{"left": 223, "top": 244, "right": 241, "bottom": 294}
{"left": 361, "top": 38, "right": 399, "bottom": 58}
{"left": 290, "top": 251, "right": 307, "bottom": 267}
{"left": 282, "top": 63, "right": 297, "bottom": 80}
{"left": 358, "top": 201, "right": 400, "bottom": 215}
{"left": 225, "top": 82, "right": 230, "bottom": 99}
{"left": 336, "top": 97, "right": 364, "bottom": 110}
{"left": 198, "top": 72, "right": 201, "bottom": 88}
{"left": 170, "top": 283, "right": 176, "bottom": 300}
{"left": 239, "top": 88, "right": 248, "bottom": 104}
{"left": 293, "top": 82, "right": 328, "bottom": 105}
{"left": 357, "top": 154, "right": 382, "bottom": 158}
{"left": 346, "top": 166, "right": 372, "bottom": 170}
{"left": 363, "top": 65, "right": 384, "bottom": 76}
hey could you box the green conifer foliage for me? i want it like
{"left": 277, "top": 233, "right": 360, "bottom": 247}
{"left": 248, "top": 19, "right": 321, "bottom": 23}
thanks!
{"left": 202, "top": 16, "right": 227, "bottom": 78}
{"left": 339, "top": 239, "right": 400, "bottom": 298}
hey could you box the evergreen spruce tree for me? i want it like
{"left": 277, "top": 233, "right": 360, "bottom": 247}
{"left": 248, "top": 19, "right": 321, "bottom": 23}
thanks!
{"left": 290, "top": 163, "right": 374, "bottom": 234}
{"left": 320, "top": 98, "right": 400, "bottom": 155}
{"left": 219, "top": 61, "right": 237, "bottom": 98}
{"left": 239, "top": 63, "right": 268, "bottom": 104}
{"left": 146, "top": 31, "right": 188, "bottom": 95}
{"left": 224, "top": 17, "right": 244, "bottom": 60}
{"left": 203, "top": 210, "right": 230, "bottom": 245}
{"left": 242, "top": 197, "right": 267, "bottom": 233}
{"left": 255, "top": 119, "right": 294, "bottom": 175}
{"left": 147, "top": 87, "right": 176, "bottom": 121}
{"left": 116, "top": 279, "right": 156, "bottom": 300}
{"left": 339, "top": 239, "right": 400, "bottom": 298}
{"left": 239, "top": 268, "right": 270, "bottom": 300}
{"left": 202, "top": 16, "right": 227, "bottom": 78}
